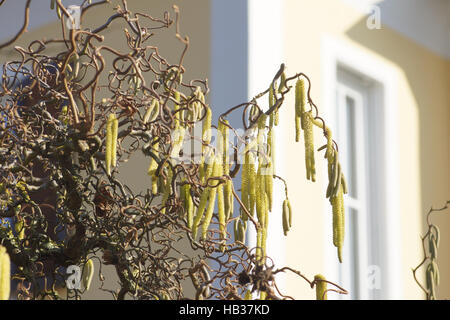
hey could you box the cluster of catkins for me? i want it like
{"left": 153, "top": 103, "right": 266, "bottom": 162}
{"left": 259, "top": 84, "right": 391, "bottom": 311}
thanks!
{"left": 294, "top": 78, "right": 347, "bottom": 263}
{"left": 135, "top": 70, "right": 347, "bottom": 267}
{"left": 425, "top": 224, "right": 440, "bottom": 299}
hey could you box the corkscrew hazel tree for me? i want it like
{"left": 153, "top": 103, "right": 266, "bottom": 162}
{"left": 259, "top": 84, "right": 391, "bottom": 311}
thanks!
{"left": 413, "top": 201, "right": 450, "bottom": 300}
{"left": 0, "top": 0, "right": 348, "bottom": 300}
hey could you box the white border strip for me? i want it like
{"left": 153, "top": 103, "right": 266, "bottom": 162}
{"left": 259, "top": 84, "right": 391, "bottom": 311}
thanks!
{"left": 247, "top": 0, "right": 285, "bottom": 289}
{"left": 211, "top": 0, "right": 285, "bottom": 292}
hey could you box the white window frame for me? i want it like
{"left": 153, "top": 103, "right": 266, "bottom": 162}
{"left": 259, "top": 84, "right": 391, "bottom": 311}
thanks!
{"left": 335, "top": 80, "right": 370, "bottom": 300}
{"left": 321, "top": 35, "right": 402, "bottom": 299}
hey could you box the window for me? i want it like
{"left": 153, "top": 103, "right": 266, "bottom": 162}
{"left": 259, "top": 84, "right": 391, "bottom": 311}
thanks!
{"left": 322, "top": 36, "right": 402, "bottom": 300}
{"left": 334, "top": 66, "right": 386, "bottom": 300}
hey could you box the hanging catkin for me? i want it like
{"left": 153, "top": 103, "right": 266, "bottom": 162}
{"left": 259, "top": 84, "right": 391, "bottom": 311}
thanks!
{"left": 247, "top": 151, "right": 256, "bottom": 218}
{"left": 216, "top": 157, "right": 226, "bottom": 239}
{"left": 269, "top": 85, "right": 276, "bottom": 127}
{"left": 161, "top": 165, "right": 173, "bottom": 209}
{"left": 331, "top": 186, "right": 345, "bottom": 263}
{"left": 201, "top": 156, "right": 220, "bottom": 239}
{"left": 105, "top": 113, "right": 115, "bottom": 175}
{"left": 0, "top": 245, "right": 10, "bottom": 300}
{"left": 314, "top": 274, "right": 328, "bottom": 300}
{"left": 303, "top": 111, "right": 316, "bottom": 182}
{"left": 282, "top": 199, "right": 290, "bottom": 236}
{"left": 111, "top": 115, "right": 118, "bottom": 168}
{"left": 295, "top": 79, "right": 306, "bottom": 142}
{"left": 147, "top": 141, "right": 159, "bottom": 195}
{"left": 266, "top": 128, "right": 274, "bottom": 211}
{"left": 174, "top": 91, "right": 182, "bottom": 126}
{"left": 202, "top": 107, "right": 212, "bottom": 146}
{"left": 192, "top": 157, "right": 215, "bottom": 239}
{"left": 220, "top": 120, "right": 234, "bottom": 220}
{"left": 82, "top": 259, "right": 95, "bottom": 291}
{"left": 257, "top": 113, "right": 267, "bottom": 156}
{"left": 255, "top": 165, "right": 267, "bottom": 264}
{"left": 143, "top": 98, "right": 159, "bottom": 124}
{"left": 183, "top": 183, "right": 194, "bottom": 228}
{"left": 171, "top": 91, "right": 186, "bottom": 159}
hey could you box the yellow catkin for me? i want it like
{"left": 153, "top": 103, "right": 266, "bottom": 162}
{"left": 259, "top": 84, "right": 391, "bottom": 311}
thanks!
{"left": 183, "top": 184, "right": 194, "bottom": 229}
{"left": 325, "top": 127, "right": 333, "bottom": 159}
{"left": 234, "top": 219, "right": 243, "bottom": 242}
{"left": 201, "top": 157, "right": 220, "bottom": 239}
{"left": 295, "top": 79, "right": 306, "bottom": 141}
{"left": 233, "top": 219, "right": 246, "bottom": 243}
{"left": 224, "top": 180, "right": 233, "bottom": 221}
{"left": 255, "top": 166, "right": 265, "bottom": 224}
{"left": 255, "top": 166, "right": 267, "bottom": 264}
{"left": 278, "top": 71, "right": 286, "bottom": 93}
{"left": 265, "top": 128, "right": 274, "bottom": 211}
{"left": 274, "top": 76, "right": 280, "bottom": 126}
{"left": 143, "top": 99, "right": 159, "bottom": 124}
{"left": 269, "top": 86, "right": 275, "bottom": 127}
{"left": 192, "top": 187, "right": 209, "bottom": 239}
{"left": 282, "top": 199, "right": 289, "bottom": 236}
{"left": 269, "top": 83, "right": 275, "bottom": 106}
{"left": 220, "top": 120, "right": 234, "bottom": 220}
{"left": 161, "top": 165, "right": 173, "bottom": 209}
{"left": 199, "top": 101, "right": 212, "bottom": 182}
{"left": 314, "top": 274, "right": 328, "bottom": 300}
{"left": 244, "top": 290, "right": 252, "bottom": 300}
{"left": 171, "top": 92, "right": 186, "bottom": 159}
{"left": 147, "top": 141, "right": 159, "bottom": 195}
{"left": 217, "top": 158, "right": 226, "bottom": 239}
{"left": 331, "top": 186, "right": 345, "bottom": 263}
{"left": 255, "top": 168, "right": 264, "bottom": 264}
{"left": 56, "top": 4, "right": 61, "bottom": 19}
{"left": 265, "top": 159, "right": 273, "bottom": 212}
{"left": 260, "top": 291, "right": 267, "bottom": 300}
{"left": 105, "top": 114, "right": 115, "bottom": 175}
{"left": 174, "top": 91, "right": 182, "bottom": 126}
{"left": 287, "top": 199, "right": 292, "bottom": 228}
{"left": 295, "top": 116, "right": 301, "bottom": 142}
{"left": 298, "top": 79, "right": 307, "bottom": 128}
{"left": 247, "top": 151, "right": 256, "bottom": 218}
{"left": 192, "top": 159, "right": 215, "bottom": 238}
{"left": 82, "top": 259, "right": 95, "bottom": 291}
{"left": 257, "top": 114, "right": 267, "bottom": 156}
{"left": 202, "top": 107, "right": 212, "bottom": 147}
{"left": 0, "top": 245, "right": 10, "bottom": 300}
{"left": 111, "top": 116, "right": 118, "bottom": 168}
{"left": 303, "top": 111, "right": 316, "bottom": 182}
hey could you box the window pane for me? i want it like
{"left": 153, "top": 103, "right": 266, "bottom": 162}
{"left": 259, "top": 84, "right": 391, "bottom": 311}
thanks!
{"left": 345, "top": 96, "right": 358, "bottom": 199}
{"left": 348, "top": 207, "right": 360, "bottom": 299}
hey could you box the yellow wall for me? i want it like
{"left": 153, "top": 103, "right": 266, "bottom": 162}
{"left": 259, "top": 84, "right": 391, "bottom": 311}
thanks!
{"left": 282, "top": 0, "right": 450, "bottom": 299}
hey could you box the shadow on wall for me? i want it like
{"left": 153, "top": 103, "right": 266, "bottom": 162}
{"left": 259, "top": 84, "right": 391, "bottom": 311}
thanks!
{"left": 345, "top": 15, "right": 450, "bottom": 299}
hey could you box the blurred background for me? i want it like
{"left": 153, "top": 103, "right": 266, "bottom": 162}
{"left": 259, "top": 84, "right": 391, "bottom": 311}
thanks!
{"left": 0, "top": 0, "right": 449, "bottom": 300}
